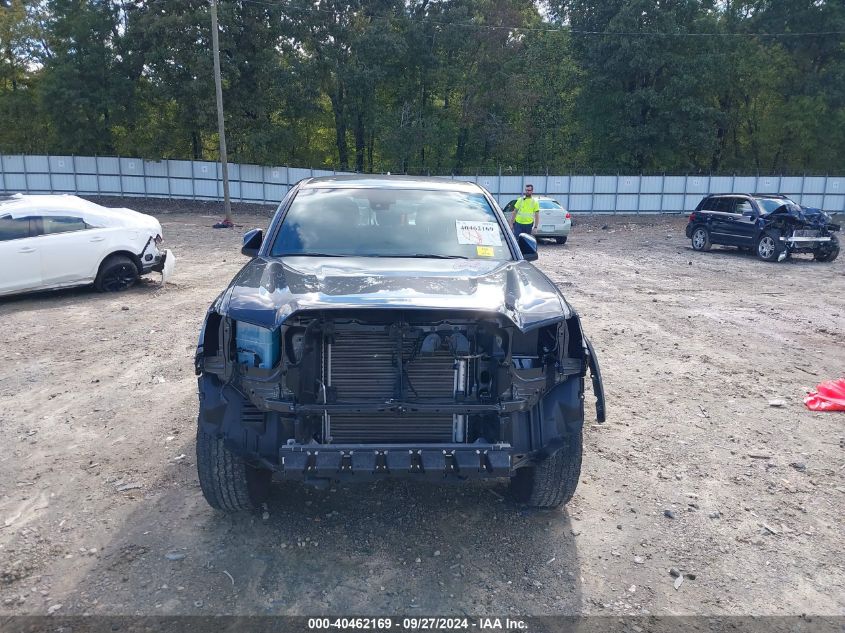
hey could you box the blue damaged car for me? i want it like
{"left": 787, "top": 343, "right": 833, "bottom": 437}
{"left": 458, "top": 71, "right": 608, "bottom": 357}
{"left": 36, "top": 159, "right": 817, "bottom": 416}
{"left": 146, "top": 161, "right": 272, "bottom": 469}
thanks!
{"left": 686, "top": 193, "right": 840, "bottom": 262}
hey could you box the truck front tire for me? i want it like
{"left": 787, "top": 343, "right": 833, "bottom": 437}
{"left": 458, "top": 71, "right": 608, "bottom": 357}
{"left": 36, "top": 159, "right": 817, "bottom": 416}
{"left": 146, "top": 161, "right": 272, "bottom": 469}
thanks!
{"left": 196, "top": 425, "right": 271, "bottom": 512}
{"left": 509, "top": 429, "right": 583, "bottom": 509}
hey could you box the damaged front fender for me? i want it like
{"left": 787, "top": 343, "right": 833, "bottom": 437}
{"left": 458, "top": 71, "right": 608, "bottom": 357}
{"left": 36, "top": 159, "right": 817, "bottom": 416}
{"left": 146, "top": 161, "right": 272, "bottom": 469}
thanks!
{"left": 584, "top": 335, "right": 606, "bottom": 423}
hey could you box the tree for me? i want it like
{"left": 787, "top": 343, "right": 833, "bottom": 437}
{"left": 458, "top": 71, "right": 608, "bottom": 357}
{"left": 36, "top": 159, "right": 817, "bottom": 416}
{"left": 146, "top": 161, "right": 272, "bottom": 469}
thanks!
{"left": 0, "top": 0, "right": 48, "bottom": 152}
{"left": 38, "top": 0, "right": 131, "bottom": 154}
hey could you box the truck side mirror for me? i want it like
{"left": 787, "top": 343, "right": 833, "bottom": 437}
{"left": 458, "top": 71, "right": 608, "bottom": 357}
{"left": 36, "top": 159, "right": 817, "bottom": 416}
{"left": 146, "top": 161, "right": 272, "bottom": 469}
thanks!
{"left": 517, "top": 233, "right": 539, "bottom": 261}
{"left": 241, "top": 229, "right": 263, "bottom": 257}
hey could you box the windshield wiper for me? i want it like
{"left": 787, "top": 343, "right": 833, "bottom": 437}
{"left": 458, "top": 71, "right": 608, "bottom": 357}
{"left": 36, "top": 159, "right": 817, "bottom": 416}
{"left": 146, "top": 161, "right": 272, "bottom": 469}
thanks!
{"left": 279, "top": 253, "right": 345, "bottom": 257}
{"left": 371, "top": 254, "right": 470, "bottom": 260}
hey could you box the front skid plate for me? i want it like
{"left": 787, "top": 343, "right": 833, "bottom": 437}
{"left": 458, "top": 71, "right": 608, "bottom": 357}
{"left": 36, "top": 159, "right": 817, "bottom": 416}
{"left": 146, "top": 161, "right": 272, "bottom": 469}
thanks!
{"left": 279, "top": 444, "right": 512, "bottom": 479}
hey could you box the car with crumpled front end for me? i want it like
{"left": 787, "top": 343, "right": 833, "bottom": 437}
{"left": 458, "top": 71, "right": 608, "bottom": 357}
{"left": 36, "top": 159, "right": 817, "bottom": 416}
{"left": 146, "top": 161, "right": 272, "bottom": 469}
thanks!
{"left": 0, "top": 194, "right": 174, "bottom": 296}
{"left": 194, "top": 176, "right": 605, "bottom": 513}
{"left": 686, "top": 193, "right": 840, "bottom": 262}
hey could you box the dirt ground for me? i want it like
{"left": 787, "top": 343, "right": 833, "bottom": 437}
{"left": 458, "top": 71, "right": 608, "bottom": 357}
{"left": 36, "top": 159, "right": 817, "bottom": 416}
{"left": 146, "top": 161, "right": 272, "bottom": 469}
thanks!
{"left": 1, "top": 205, "right": 843, "bottom": 618}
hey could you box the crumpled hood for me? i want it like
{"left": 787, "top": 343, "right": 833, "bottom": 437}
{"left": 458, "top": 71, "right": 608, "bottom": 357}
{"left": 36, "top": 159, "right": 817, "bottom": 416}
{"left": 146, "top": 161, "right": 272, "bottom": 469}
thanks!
{"left": 216, "top": 256, "right": 572, "bottom": 332}
{"left": 770, "top": 204, "right": 837, "bottom": 230}
{"left": 800, "top": 207, "right": 839, "bottom": 229}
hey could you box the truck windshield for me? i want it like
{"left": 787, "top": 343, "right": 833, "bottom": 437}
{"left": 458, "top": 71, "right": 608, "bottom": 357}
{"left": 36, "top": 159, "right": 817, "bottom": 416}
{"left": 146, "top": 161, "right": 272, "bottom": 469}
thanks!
{"left": 271, "top": 187, "right": 512, "bottom": 260}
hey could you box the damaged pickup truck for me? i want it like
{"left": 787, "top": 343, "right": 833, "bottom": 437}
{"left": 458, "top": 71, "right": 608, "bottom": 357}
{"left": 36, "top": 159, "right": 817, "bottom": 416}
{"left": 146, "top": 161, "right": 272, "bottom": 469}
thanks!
{"left": 195, "top": 176, "right": 605, "bottom": 512}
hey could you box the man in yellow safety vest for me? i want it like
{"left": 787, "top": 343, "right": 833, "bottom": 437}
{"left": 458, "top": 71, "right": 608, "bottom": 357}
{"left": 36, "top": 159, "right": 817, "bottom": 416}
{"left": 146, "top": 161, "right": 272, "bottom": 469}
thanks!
{"left": 512, "top": 183, "right": 539, "bottom": 239}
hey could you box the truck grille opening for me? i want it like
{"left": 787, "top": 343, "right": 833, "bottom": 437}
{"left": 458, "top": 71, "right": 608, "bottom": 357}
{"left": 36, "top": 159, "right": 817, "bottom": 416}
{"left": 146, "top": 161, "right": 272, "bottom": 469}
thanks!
{"left": 328, "top": 414, "right": 454, "bottom": 444}
{"left": 326, "top": 329, "right": 457, "bottom": 444}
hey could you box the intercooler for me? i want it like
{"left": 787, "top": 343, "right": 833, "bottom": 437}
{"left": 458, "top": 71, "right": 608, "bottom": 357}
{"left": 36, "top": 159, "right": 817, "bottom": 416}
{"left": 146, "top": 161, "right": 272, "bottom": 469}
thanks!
{"left": 325, "top": 329, "right": 459, "bottom": 444}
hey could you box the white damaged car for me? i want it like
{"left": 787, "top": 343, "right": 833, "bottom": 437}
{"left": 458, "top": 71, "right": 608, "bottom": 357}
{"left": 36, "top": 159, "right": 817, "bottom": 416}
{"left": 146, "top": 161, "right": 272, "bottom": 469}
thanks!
{"left": 0, "top": 194, "right": 174, "bottom": 297}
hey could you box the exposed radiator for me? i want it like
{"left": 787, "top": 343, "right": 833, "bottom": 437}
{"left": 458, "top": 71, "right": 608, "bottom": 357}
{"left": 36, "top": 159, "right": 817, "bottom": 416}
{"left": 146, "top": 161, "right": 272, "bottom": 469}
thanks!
{"left": 326, "top": 329, "right": 457, "bottom": 444}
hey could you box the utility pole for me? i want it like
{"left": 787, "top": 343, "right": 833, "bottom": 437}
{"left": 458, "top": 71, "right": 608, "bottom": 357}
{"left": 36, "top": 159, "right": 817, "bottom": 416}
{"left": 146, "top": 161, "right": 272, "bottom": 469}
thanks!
{"left": 210, "top": 0, "right": 232, "bottom": 223}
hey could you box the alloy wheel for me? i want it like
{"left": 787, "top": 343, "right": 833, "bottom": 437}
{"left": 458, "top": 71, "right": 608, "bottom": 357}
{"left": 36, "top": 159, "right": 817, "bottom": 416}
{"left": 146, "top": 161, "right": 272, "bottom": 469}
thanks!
{"left": 102, "top": 264, "right": 137, "bottom": 291}
{"left": 758, "top": 236, "right": 775, "bottom": 259}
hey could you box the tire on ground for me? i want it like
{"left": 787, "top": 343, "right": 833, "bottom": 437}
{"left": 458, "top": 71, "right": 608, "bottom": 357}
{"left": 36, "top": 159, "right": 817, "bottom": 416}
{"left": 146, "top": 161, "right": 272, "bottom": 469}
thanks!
{"left": 756, "top": 231, "right": 784, "bottom": 262}
{"left": 196, "top": 425, "right": 271, "bottom": 512}
{"left": 509, "top": 428, "right": 583, "bottom": 508}
{"left": 94, "top": 254, "right": 139, "bottom": 292}
{"left": 814, "top": 235, "right": 840, "bottom": 262}
{"left": 691, "top": 226, "right": 711, "bottom": 251}
{"left": 555, "top": 236, "right": 568, "bottom": 245}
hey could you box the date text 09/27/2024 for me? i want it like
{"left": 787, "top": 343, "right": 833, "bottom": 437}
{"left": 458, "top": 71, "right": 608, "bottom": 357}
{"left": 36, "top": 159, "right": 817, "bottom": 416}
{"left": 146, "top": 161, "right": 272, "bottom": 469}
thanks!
{"left": 306, "top": 618, "right": 528, "bottom": 631}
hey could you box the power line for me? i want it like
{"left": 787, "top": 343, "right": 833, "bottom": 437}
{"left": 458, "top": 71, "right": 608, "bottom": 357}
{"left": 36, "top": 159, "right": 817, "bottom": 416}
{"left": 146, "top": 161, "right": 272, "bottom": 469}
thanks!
{"left": 230, "top": 0, "right": 845, "bottom": 38}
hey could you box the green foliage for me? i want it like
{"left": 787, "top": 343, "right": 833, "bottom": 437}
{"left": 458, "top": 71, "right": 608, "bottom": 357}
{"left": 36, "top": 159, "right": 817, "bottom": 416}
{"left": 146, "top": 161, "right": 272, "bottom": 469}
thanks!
{"left": 0, "top": 0, "right": 842, "bottom": 173}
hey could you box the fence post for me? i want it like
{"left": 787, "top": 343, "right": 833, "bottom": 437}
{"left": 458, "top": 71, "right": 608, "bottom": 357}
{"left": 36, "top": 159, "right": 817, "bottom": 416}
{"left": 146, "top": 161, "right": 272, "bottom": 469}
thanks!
{"left": 166, "top": 159, "right": 172, "bottom": 200}
{"left": 117, "top": 155, "right": 124, "bottom": 197}
{"left": 46, "top": 154, "right": 53, "bottom": 193}
{"left": 0, "top": 154, "right": 5, "bottom": 193}
{"left": 682, "top": 174, "right": 688, "bottom": 215}
{"left": 636, "top": 174, "right": 641, "bottom": 215}
{"left": 71, "top": 155, "right": 78, "bottom": 194}
{"left": 659, "top": 173, "right": 665, "bottom": 213}
{"left": 591, "top": 174, "right": 596, "bottom": 215}
{"left": 497, "top": 165, "right": 501, "bottom": 204}
{"left": 613, "top": 173, "right": 619, "bottom": 215}
{"left": 138, "top": 158, "right": 148, "bottom": 198}
{"left": 94, "top": 155, "right": 100, "bottom": 195}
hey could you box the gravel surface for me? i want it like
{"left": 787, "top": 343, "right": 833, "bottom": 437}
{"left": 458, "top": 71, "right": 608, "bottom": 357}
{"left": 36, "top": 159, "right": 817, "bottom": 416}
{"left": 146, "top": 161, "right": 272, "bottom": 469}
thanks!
{"left": 0, "top": 207, "right": 843, "bottom": 616}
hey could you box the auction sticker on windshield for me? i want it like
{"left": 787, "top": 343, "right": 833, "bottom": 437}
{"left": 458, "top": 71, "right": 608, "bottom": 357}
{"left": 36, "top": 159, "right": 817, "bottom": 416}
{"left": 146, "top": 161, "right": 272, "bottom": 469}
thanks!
{"left": 456, "top": 220, "right": 503, "bottom": 246}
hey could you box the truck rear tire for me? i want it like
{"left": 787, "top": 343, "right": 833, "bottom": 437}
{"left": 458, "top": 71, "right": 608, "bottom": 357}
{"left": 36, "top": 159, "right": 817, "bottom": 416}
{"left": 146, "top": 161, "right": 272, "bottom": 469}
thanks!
{"left": 196, "top": 425, "right": 271, "bottom": 512}
{"left": 509, "top": 429, "right": 582, "bottom": 508}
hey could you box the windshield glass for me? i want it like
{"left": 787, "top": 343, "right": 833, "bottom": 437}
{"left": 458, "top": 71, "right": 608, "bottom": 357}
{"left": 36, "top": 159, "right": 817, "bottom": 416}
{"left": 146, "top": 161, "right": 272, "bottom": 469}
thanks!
{"left": 755, "top": 197, "right": 795, "bottom": 214}
{"left": 271, "top": 187, "right": 512, "bottom": 260}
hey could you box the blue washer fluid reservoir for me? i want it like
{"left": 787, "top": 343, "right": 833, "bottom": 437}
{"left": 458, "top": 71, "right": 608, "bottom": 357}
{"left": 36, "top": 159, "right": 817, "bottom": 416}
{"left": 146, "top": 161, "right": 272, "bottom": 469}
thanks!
{"left": 235, "top": 322, "right": 280, "bottom": 369}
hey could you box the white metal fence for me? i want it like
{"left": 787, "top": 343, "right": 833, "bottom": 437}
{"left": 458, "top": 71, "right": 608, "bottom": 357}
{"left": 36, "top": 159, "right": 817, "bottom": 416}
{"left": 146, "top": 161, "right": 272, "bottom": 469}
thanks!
{"left": 1, "top": 154, "right": 844, "bottom": 213}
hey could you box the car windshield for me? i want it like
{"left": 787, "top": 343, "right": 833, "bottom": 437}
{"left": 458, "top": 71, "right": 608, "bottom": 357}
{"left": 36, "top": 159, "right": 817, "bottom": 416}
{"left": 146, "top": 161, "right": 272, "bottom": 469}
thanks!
{"left": 271, "top": 187, "right": 512, "bottom": 260}
{"left": 755, "top": 197, "right": 795, "bottom": 214}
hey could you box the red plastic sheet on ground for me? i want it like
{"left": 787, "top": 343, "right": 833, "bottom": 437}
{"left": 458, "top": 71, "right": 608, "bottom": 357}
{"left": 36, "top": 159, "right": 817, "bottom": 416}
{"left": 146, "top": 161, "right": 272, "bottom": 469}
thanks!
{"left": 804, "top": 378, "right": 845, "bottom": 412}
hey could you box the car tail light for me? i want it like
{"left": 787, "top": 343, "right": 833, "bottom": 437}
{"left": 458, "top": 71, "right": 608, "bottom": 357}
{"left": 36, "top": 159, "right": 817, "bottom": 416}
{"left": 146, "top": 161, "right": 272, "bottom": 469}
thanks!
{"left": 565, "top": 212, "right": 571, "bottom": 219}
{"left": 688, "top": 212, "right": 696, "bottom": 223}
